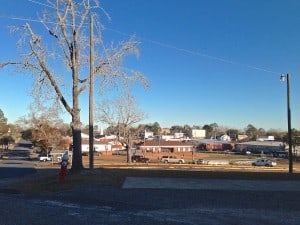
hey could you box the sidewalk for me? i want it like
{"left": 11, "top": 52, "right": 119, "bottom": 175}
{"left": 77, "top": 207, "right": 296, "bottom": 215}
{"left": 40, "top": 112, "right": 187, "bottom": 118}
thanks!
{"left": 123, "top": 177, "right": 300, "bottom": 191}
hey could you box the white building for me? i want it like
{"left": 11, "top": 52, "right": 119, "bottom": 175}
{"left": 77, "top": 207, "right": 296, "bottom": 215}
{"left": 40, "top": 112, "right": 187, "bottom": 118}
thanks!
{"left": 141, "top": 130, "right": 154, "bottom": 139}
{"left": 192, "top": 129, "right": 206, "bottom": 139}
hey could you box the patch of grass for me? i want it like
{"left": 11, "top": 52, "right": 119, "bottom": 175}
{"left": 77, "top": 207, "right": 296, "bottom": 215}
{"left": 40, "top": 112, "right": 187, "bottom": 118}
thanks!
{"left": 10, "top": 168, "right": 125, "bottom": 193}
{"left": 9, "top": 167, "right": 300, "bottom": 194}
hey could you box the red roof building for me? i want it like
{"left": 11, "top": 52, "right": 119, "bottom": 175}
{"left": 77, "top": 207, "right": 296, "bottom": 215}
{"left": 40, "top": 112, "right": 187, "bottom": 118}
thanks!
{"left": 139, "top": 140, "right": 194, "bottom": 153}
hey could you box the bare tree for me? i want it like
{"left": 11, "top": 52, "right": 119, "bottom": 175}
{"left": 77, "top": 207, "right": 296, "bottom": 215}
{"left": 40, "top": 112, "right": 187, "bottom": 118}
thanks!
{"left": 97, "top": 92, "right": 145, "bottom": 162}
{"left": 16, "top": 105, "right": 67, "bottom": 153}
{"left": 1, "top": 0, "right": 148, "bottom": 171}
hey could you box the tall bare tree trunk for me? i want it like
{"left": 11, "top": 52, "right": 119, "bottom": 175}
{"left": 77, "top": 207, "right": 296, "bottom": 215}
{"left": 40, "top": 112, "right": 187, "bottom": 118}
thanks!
{"left": 71, "top": 35, "right": 83, "bottom": 171}
{"left": 71, "top": 121, "right": 83, "bottom": 171}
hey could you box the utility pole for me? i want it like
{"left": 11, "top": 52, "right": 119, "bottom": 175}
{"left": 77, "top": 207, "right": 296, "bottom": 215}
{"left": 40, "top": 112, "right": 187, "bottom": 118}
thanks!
{"left": 280, "top": 73, "right": 293, "bottom": 173}
{"left": 89, "top": 14, "right": 94, "bottom": 170}
{"left": 286, "top": 74, "right": 293, "bottom": 173}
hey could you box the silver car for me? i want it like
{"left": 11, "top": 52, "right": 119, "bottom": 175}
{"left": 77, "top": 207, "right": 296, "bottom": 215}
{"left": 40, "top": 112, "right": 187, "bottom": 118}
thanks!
{"left": 252, "top": 158, "right": 277, "bottom": 167}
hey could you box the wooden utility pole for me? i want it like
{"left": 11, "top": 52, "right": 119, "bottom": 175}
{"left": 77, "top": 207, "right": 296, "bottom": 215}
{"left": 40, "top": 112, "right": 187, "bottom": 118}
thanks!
{"left": 280, "top": 73, "right": 293, "bottom": 173}
{"left": 286, "top": 74, "right": 293, "bottom": 173}
{"left": 89, "top": 14, "right": 94, "bottom": 169}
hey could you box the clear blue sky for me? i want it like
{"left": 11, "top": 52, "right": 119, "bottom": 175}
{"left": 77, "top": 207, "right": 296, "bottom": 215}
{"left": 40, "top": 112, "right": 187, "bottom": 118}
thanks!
{"left": 1, "top": 0, "right": 300, "bottom": 131}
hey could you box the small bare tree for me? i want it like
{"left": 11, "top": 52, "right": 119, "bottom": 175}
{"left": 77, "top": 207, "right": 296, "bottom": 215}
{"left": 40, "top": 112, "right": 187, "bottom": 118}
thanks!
{"left": 97, "top": 92, "right": 145, "bottom": 162}
{"left": 16, "top": 104, "right": 67, "bottom": 153}
{"left": 1, "top": 0, "right": 148, "bottom": 171}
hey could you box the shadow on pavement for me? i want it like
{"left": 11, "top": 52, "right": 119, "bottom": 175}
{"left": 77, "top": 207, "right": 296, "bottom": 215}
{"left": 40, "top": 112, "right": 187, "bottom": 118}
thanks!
{"left": 0, "top": 167, "right": 36, "bottom": 179}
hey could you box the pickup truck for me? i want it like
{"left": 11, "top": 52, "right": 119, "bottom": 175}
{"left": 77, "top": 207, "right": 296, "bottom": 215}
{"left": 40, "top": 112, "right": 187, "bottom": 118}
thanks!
{"left": 39, "top": 154, "right": 52, "bottom": 162}
{"left": 131, "top": 155, "right": 150, "bottom": 163}
{"left": 252, "top": 158, "right": 277, "bottom": 167}
{"left": 161, "top": 156, "right": 185, "bottom": 164}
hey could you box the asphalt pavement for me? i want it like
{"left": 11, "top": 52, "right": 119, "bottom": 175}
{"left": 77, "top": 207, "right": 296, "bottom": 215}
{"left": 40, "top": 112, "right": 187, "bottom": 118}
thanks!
{"left": 0, "top": 159, "right": 36, "bottom": 177}
{"left": 1, "top": 160, "right": 300, "bottom": 225}
{"left": 3, "top": 141, "right": 299, "bottom": 224}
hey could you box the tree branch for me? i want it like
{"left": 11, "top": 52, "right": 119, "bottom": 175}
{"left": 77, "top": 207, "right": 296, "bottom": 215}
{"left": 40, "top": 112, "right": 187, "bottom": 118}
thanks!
{"left": 0, "top": 62, "right": 18, "bottom": 68}
{"left": 25, "top": 23, "right": 73, "bottom": 116}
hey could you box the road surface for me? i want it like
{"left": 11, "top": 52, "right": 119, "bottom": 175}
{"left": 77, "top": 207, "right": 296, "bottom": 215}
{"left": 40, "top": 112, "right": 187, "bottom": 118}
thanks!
{"left": 0, "top": 143, "right": 300, "bottom": 224}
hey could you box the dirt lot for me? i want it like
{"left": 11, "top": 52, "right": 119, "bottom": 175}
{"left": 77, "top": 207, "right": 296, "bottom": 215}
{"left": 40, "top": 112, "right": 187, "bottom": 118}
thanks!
{"left": 79, "top": 151, "right": 285, "bottom": 162}
{"left": 79, "top": 152, "right": 298, "bottom": 171}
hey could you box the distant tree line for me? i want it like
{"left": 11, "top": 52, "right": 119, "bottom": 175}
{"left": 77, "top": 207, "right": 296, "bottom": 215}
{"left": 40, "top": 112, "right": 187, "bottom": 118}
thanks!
{"left": 2, "top": 106, "right": 300, "bottom": 153}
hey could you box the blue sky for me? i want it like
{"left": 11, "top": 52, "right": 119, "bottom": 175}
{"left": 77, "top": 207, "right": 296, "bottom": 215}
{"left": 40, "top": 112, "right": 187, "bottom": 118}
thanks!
{"left": 1, "top": 0, "right": 300, "bottom": 131}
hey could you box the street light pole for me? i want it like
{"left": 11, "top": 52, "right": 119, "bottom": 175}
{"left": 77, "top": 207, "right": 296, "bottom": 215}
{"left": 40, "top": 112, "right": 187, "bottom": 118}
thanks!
{"left": 281, "top": 73, "right": 293, "bottom": 173}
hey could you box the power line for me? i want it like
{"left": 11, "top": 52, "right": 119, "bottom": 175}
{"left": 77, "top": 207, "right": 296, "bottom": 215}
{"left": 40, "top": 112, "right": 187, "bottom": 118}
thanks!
{"left": 2, "top": 13, "right": 280, "bottom": 75}
{"left": 105, "top": 28, "right": 280, "bottom": 75}
{"left": 28, "top": 0, "right": 52, "bottom": 9}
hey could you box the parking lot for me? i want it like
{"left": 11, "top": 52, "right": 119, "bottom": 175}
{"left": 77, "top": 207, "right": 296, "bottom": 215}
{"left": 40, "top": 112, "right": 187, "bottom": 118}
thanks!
{"left": 75, "top": 152, "right": 300, "bottom": 174}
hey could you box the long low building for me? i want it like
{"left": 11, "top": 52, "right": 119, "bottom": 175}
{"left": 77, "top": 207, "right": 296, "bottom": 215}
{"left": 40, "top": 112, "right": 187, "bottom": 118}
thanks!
{"left": 193, "top": 139, "right": 234, "bottom": 151}
{"left": 235, "top": 141, "right": 285, "bottom": 154}
{"left": 139, "top": 140, "right": 194, "bottom": 153}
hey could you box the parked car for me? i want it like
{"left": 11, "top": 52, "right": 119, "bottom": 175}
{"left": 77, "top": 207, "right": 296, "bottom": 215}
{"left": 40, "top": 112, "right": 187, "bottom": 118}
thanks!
{"left": 252, "top": 158, "right": 277, "bottom": 167}
{"left": 195, "top": 159, "right": 206, "bottom": 164}
{"left": 131, "top": 155, "right": 150, "bottom": 163}
{"left": 39, "top": 154, "right": 52, "bottom": 162}
{"left": 161, "top": 156, "right": 185, "bottom": 164}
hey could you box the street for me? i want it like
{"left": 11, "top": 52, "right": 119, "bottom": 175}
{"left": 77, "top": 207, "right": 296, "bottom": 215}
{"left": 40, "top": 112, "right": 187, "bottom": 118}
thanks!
{"left": 1, "top": 144, "right": 300, "bottom": 225}
{"left": 0, "top": 184, "right": 300, "bottom": 225}
{"left": 0, "top": 144, "right": 37, "bottom": 180}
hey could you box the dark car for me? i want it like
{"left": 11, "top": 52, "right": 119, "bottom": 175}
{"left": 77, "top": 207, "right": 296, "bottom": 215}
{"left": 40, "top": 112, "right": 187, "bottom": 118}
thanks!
{"left": 131, "top": 155, "right": 150, "bottom": 163}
